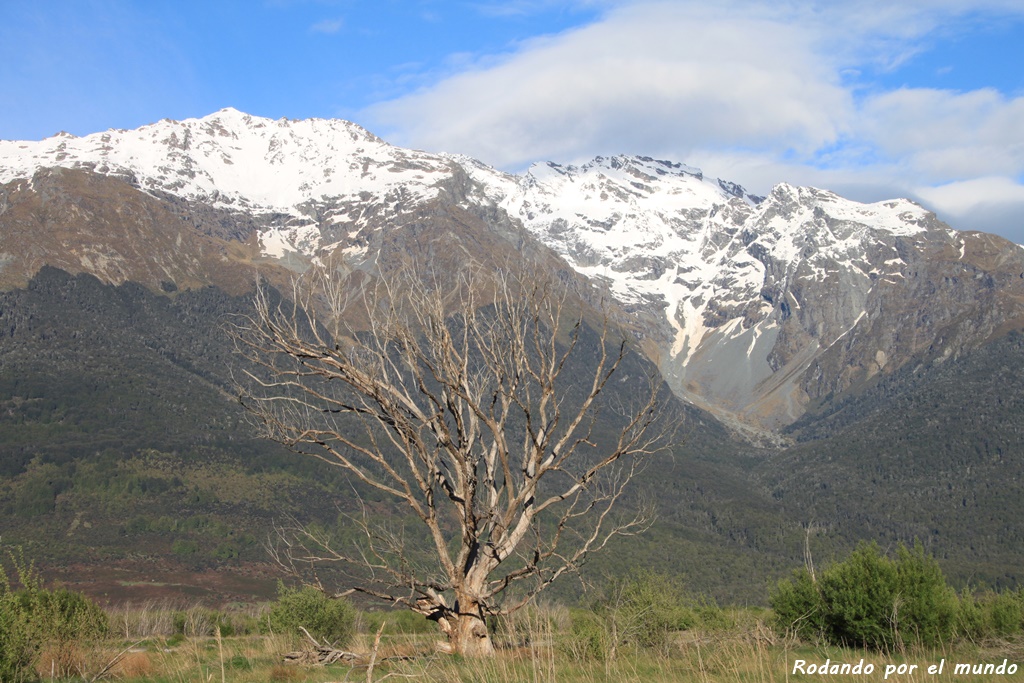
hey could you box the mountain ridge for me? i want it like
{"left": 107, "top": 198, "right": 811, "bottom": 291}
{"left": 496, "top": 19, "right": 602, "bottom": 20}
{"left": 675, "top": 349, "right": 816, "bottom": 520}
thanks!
{"left": 4, "top": 109, "right": 1024, "bottom": 430}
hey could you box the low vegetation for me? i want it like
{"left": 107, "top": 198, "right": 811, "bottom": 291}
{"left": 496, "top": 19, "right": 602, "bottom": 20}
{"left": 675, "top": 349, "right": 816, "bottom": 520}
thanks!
{"left": 2, "top": 544, "right": 1023, "bottom": 682}
{"left": 263, "top": 582, "right": 356, "bottom": 645}
{"left": 771, "top": 541, "right": 1024, "bottom": 651}
{"left": 1, "top": 553, "right": 109, "bottom": 682}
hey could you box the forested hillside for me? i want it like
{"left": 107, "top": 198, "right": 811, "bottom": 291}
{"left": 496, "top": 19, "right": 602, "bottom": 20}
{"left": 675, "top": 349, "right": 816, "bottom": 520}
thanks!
{"left": 0, "top": 268, "right": 801, "bottom": 604}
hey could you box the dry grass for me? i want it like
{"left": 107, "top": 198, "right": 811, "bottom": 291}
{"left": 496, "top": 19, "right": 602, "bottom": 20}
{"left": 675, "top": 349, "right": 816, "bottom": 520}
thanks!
{"left": 107, "top": 599, "right": 179, "bottom": 639}
{"left": 105, "top": 598, "right": 270, "bottom": 641}
{"left": 46, "top": 636, "right": 1024, "bottom": 683}
{"left": 35, "top": 642, "right": 88, "bottom": 680}
{"left": 23, "top": 604, "right": 1024, "bottom": 683}
{"left": 269, "top": 663, "right": 306, "bottom": 682}
{"left": 113, "top": 651, "right": 154, "bottom": 679}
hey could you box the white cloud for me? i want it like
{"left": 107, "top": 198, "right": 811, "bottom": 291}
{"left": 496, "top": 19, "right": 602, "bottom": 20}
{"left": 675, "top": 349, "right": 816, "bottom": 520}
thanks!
{"left": 368, "top": 2, "right": 852, "bottom": 168}
{"left": 915, "top": 177, "right": 1024, "bottom": 241}
{"left": 860, "top": 88, "right": 1024, "bottom": 180}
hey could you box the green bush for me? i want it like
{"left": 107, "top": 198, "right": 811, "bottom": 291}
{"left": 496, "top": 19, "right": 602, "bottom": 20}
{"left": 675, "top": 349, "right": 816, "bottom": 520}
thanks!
{"left": 984, "top": 591, "right": 1022, "bottom": 637}
{"left": 563, "top": 608, "right": 609, "bottom": 661}
{"left": 35, "top": 588, "right": 108, "bottom": 641}
{"left": 771, "top": 541, "right": 958, "bottom": 650}
{"left": 957, "top": 589, "right": 1023, "bottom": 640}
{"left": 263, "top": 583, "right": 355, "bottom": 646}
{"left": 692, "top": 598, "right": 732, "bottom": 631}
{"left": 0, "top": 552, "right": 108, "bottom": 682}
{"left": 890, "top": 543, "right": 958, "bottom": 646}
{"left": 171, "top": 539, "right": 200, "bottom": 556}
{"left": 770, "top": 568, "right": 826, "bottom": 642}
{"left": 604, "top": 571, "right": 694, "bottom": 651}
{"left": 0, "top": 564, "right": 37, "bottom": 683}
{"left": 563, "top": 572, "right": 696, "bottom": 660}
{"left": 213, "top": 543, "right": 240, "bottom": 560}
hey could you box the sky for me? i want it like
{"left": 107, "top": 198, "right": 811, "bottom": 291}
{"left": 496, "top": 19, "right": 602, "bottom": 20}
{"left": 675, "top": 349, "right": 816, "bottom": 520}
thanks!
{"left": 2, "top": 0, "right": 1023, "bottom": 241}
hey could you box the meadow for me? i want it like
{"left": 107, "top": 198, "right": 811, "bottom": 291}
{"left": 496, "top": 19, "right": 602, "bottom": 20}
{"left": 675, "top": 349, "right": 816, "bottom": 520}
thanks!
{"left": 16, "top": 601, "right": 1024, "bottom": 683}
{"left": 5, "top": 545, "right": 1024, "bottom": 682}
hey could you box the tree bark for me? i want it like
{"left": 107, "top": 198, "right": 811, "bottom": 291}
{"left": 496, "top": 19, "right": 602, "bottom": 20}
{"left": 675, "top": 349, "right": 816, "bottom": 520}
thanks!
{"left": 448, "top": 594, "right": 494, "bottom": 657}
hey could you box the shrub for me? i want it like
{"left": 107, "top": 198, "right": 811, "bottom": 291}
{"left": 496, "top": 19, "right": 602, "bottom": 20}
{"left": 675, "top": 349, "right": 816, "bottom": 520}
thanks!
{"left": 0, "top": 564, "right": 37, "bottom": 683}
{"left": 31, "top": 587, "right": 109, "bottom": 678}
{"left": 772, "top": 541, "right": 958, "bottom": 650}
{"left": 984, "top": 591, "right": 1022, "bottom": 637}
{"left": 600, "top": 571, "right": 694, "bottom": 652}
{"left": 891, "top": 543, "right": 958, "bottom": 646}
{"left": 770, "top": 568, "right": 824, "bottom": 641}
{"left": 171, "top": 539, "right": 200, "bottom": 556}
{"left": 34, "top": 588, "right": 109, "bottom": 642}
{"left": 563, "top": 572, "right": 695, "bottom": 660}
{"left": 817, "top": 542, "right": 902, "bottom": 648}
{"left": 264, "top": 583, "right": 355, "bottom": 646}
{"left": 693, "top": 600, "right": 732, "bottom": 631}
{"left": 957, "top": 589, "right": 1023, "bottom": 640}
{"left": 0, "top": 552, "right": 108, "bottom": 682}
{"left": 563, "top": 608, "right": 608, "bottom": 661}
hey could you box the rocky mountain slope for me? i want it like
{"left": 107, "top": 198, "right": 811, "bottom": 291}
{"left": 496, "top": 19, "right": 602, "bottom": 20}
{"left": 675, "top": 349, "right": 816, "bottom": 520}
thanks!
{"left": 3, "top": 108, "right": 1024, "bottom": 431}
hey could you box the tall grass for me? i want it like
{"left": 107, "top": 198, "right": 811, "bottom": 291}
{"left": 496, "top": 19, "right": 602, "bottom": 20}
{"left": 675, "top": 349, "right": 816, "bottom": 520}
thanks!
{"left": 17, "top": 605, "right": 1024, "bottom": 683}
{"left": 106, "top": 599, "right": 268, "bottom": 639}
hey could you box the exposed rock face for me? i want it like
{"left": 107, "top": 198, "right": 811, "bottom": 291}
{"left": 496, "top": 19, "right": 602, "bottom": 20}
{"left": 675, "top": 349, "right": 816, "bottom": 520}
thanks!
{"left": 0, "top": 167, "right": 269, "bottom": 294}
{"left": 3, "top": 110, "right": 1023, "bottom": 429}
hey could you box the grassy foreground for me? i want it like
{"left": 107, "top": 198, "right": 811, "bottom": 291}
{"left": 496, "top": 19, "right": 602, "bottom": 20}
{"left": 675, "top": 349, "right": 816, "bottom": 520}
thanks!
{"left": 29, "top": 606, "right": 1024, "bottom": 683}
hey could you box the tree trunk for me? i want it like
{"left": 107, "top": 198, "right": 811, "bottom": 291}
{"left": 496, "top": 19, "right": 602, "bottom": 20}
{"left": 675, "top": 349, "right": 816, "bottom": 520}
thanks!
{"left": 442, "top": 594, "right": 494, "bottom": 657}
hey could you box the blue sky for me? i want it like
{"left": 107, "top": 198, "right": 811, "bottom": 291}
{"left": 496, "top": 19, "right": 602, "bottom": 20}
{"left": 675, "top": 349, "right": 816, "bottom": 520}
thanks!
{"left": 2, "top": 0, "right": 1024, "bottom": 241}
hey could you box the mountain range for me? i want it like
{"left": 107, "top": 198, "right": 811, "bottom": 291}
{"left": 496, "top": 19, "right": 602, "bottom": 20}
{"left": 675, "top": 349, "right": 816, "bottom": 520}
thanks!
{"left": 2, "top": 109, "right": 1023, "bottom": 601}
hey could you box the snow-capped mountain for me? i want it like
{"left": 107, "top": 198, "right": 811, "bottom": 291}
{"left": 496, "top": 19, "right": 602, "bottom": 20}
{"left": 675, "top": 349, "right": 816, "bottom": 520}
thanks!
{"left": 3, "top": 109, "right": 1023, "bottom": 429}
{"left": 0, "top": 108, "right": 453, "bottom": 212}
{"left": 462, "top": 153, "right": 1011, "bottom": 428}
{"left": 0, "top": 108, "right": 456, "bottom": 261}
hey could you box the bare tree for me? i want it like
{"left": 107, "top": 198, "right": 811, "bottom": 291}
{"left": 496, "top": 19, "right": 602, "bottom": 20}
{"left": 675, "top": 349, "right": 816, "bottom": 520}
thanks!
{"left": 233, "top": 263, "right": 669, "bottom": 657}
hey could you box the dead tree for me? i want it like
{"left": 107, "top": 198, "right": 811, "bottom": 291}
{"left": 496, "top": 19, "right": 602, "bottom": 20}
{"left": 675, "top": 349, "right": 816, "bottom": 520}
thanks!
{"left": 233, "top": 263, "right": 668, "bottom": 657}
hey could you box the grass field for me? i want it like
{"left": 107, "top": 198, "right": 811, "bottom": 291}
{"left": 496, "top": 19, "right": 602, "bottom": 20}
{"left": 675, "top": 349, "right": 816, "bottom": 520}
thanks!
{"left": 28, "top": 604, "right": 1024, "bottom": 683}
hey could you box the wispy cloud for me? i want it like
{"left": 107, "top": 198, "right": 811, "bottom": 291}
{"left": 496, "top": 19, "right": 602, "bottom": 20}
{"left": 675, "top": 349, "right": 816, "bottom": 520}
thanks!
{"left": 310, "top": 17, "right": 344, "bottom": 34}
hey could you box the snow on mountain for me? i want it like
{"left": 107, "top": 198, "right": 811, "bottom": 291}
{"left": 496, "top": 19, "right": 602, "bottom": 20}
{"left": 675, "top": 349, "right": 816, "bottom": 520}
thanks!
{"left": 0, "top": 110, "right": 933, "bottom": 328}
{"left": 462, "top": 154, "right": 936, "bottom": 370}
{"left": 0, "top": 108, "right": 454, "bottom": 258}
{"left": 456, "top": 152, "right": 993, "bottom": 429}
{"left": 0, "top": 108, "right": 452, "bottom": 209}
